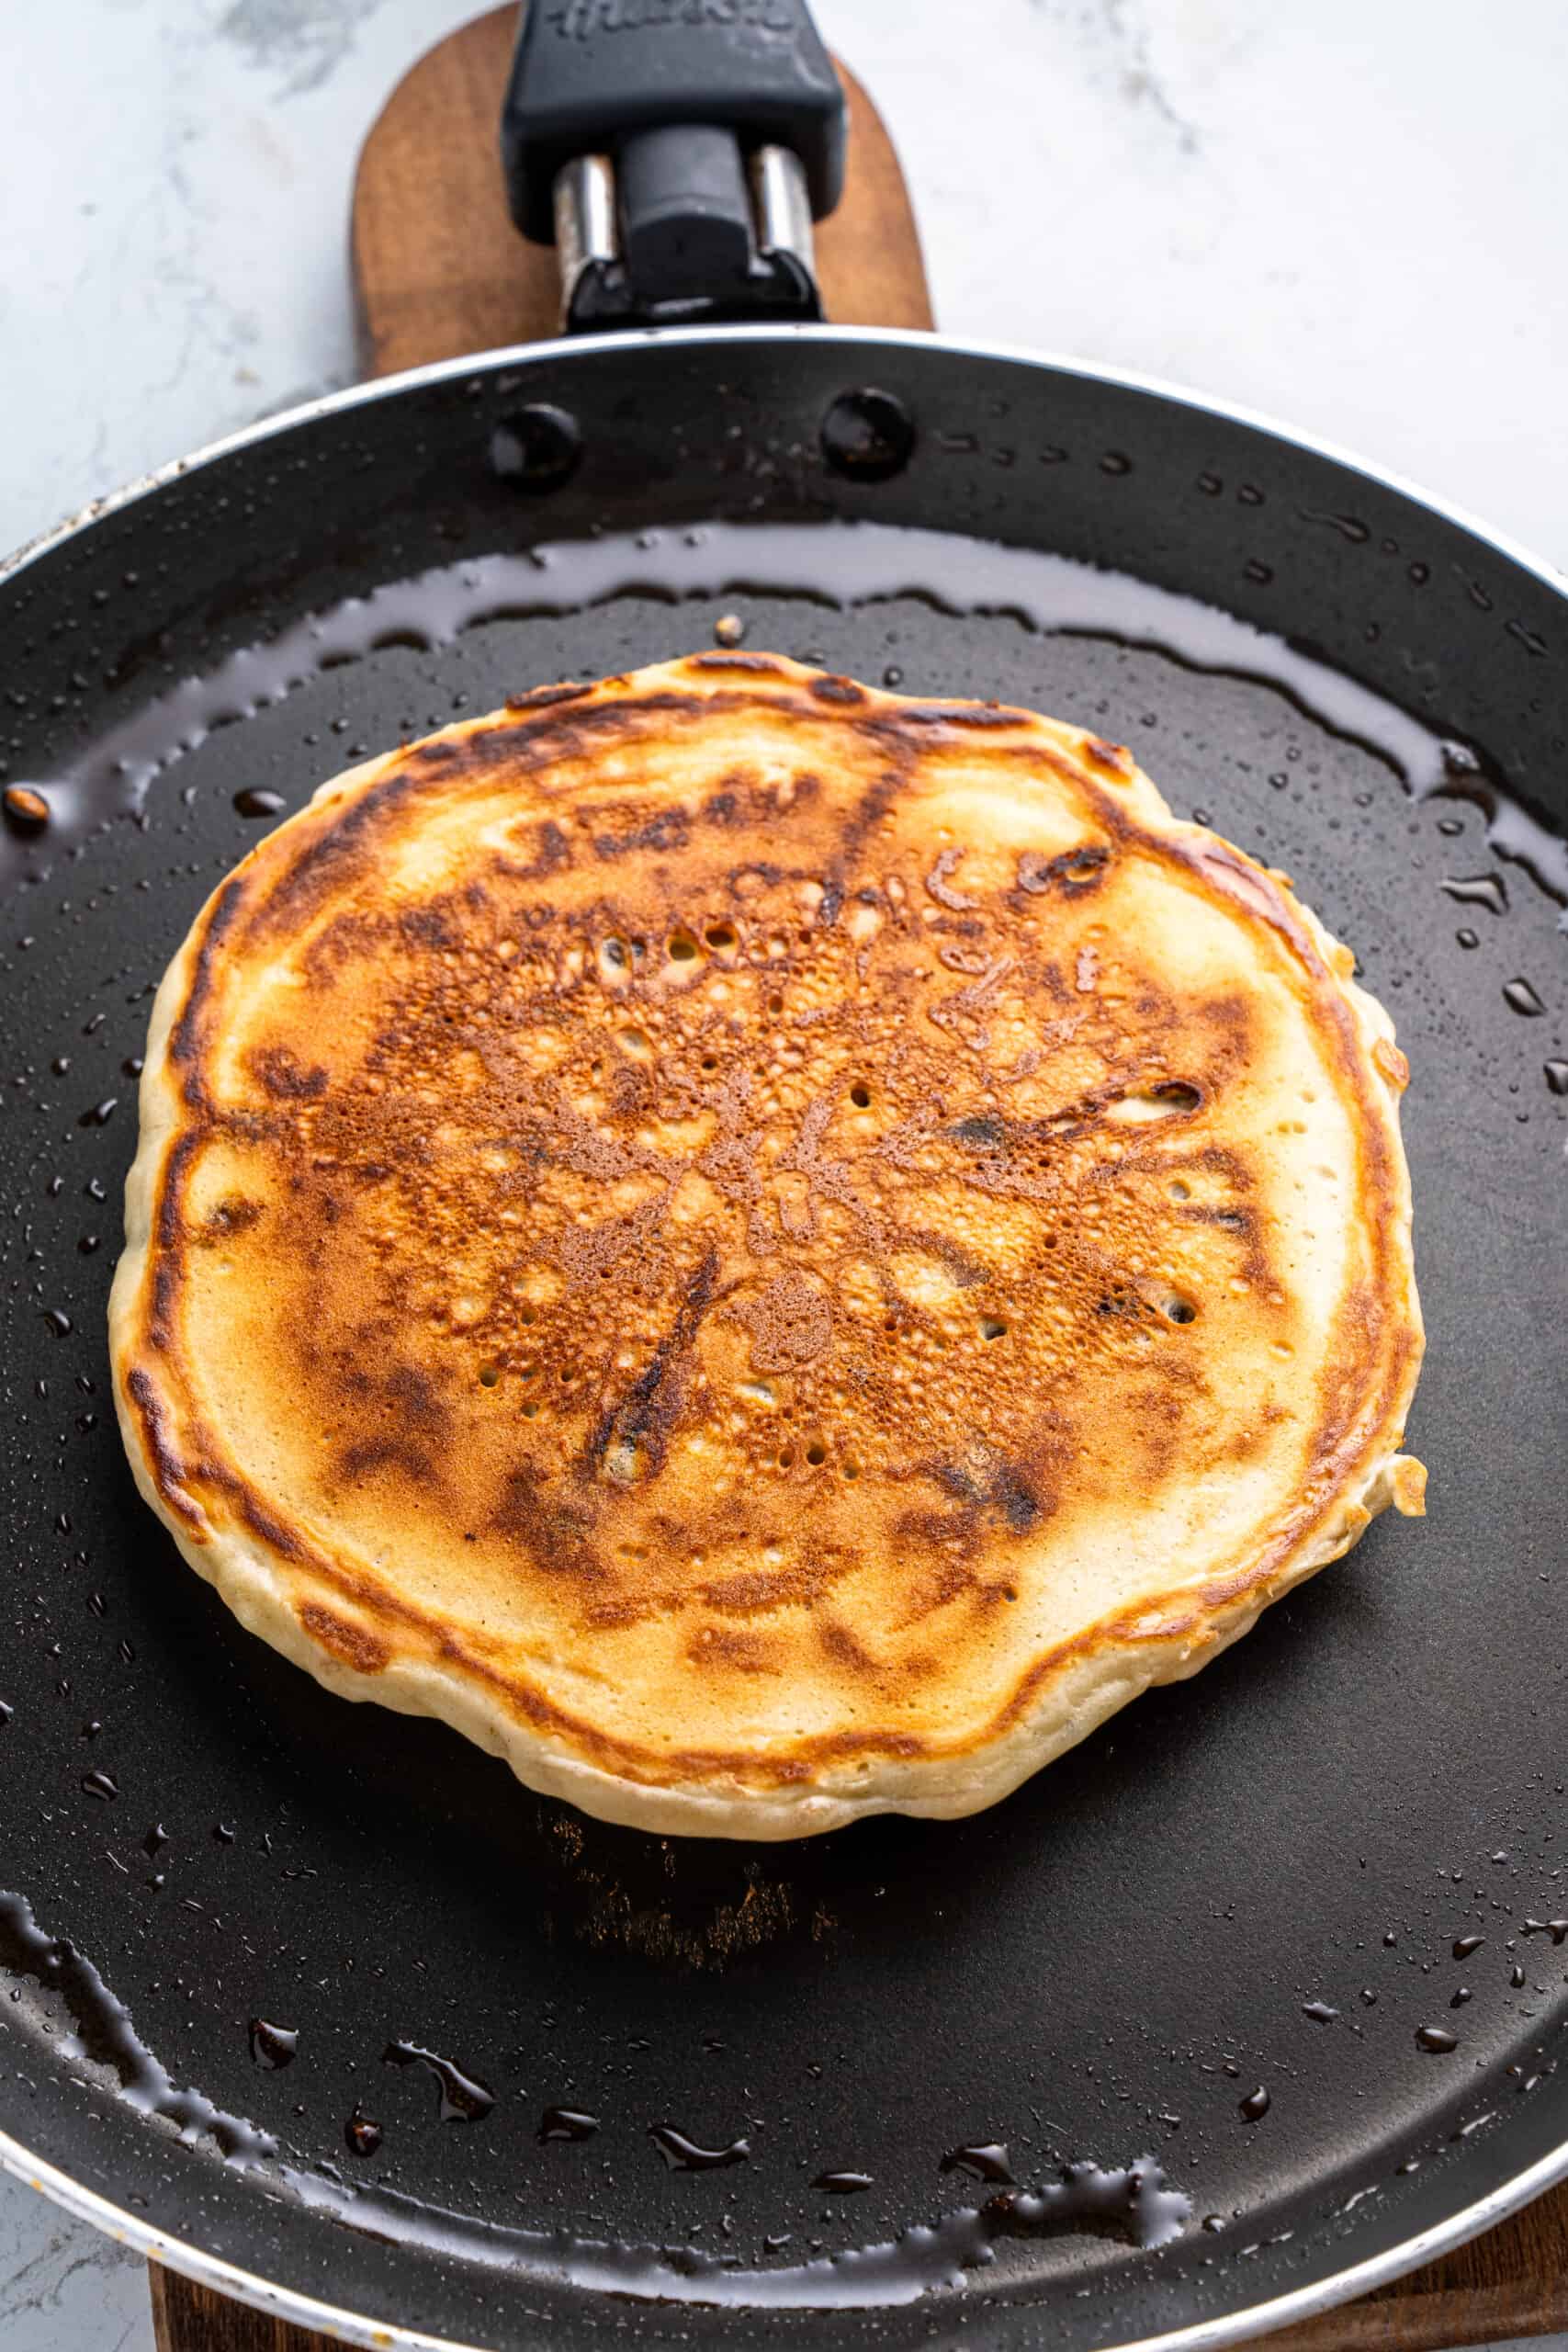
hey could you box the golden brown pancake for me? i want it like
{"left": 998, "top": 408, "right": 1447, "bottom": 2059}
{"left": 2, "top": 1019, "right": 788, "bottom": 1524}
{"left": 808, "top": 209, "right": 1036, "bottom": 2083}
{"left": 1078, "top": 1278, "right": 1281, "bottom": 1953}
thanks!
{"left": 111, "top": 655, "right": 1425, "bottom": 1838}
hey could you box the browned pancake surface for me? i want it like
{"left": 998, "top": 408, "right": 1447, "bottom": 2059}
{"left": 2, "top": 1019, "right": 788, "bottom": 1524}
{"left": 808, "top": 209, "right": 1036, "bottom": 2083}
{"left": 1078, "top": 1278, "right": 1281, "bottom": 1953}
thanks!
{"left": 112, "top": 655, "right": 1423, "bottom": 1834}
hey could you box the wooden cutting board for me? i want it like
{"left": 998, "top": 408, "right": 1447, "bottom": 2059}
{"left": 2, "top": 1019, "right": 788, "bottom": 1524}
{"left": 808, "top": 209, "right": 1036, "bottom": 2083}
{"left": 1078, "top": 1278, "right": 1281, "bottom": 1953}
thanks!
{"left": 149, "top": 9, "right": 1566, "bottom": 2346}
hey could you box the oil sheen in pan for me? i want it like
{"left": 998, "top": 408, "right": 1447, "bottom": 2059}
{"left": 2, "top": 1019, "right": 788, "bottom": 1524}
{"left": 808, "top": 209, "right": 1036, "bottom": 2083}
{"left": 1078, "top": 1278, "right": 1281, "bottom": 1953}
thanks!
{"left": 3, "top": 519, "right": 1564, "bottom": 910}
{"left": 0, "top": 1883, "right": 1190, "bottom": 2309}
{"left": 2, "top": 518, "right": 1562, "bottom": 2315}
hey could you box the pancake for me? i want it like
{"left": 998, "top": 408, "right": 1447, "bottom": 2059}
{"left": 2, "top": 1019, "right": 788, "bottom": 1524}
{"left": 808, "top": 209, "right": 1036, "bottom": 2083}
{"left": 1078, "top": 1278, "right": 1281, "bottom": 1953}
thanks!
{"left": 111, "top": 653, "right": 1426, "bottom": 1839}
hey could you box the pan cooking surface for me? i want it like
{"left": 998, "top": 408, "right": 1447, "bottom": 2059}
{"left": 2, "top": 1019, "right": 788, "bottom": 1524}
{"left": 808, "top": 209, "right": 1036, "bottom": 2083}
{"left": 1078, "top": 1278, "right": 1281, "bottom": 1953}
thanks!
{"left": 1, "top": 334, "right": 1565, "bottom": 2349}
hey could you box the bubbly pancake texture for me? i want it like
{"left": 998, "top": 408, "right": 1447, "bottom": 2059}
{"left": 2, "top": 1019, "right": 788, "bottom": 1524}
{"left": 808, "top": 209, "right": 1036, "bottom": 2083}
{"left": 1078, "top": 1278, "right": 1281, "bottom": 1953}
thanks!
{"left": 112, "top": 655, "right": 1425, "bottom": 1838}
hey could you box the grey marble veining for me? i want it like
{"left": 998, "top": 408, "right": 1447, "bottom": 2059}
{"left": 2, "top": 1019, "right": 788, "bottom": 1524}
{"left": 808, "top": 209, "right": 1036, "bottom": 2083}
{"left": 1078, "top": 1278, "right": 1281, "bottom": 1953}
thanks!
{"left": 3, "top": 1, "right": 1565, "bottom": 2345}
{"left": 6, "top": 0, "right": 1568, "bottom": 568}
{"left": 0, "top": 2189, "right": 151, "bottom": 2352}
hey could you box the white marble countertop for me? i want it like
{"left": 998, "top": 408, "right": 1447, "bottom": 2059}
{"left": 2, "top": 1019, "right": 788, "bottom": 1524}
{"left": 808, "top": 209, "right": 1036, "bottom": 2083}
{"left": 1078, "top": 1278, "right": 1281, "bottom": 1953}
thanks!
{"left": 9, "top": 0, "right": 1568, "bottom": 572}
{"left": 4, "top": 0, "right": 1566, "bottom": 2342}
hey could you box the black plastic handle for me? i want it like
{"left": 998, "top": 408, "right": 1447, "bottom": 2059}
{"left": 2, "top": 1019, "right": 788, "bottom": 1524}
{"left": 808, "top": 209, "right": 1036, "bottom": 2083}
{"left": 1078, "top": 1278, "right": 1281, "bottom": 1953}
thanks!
{"left": 500, "top": 0, "right": 846, "bottom": 328}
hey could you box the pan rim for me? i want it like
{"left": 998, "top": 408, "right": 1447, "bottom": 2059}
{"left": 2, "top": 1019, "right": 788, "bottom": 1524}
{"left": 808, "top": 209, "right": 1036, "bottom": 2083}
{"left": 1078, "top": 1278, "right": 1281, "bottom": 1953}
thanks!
{"left": 4, "top": 318, "right": 1564, "bottom": 2347}
{"left": 6, "top": 2109, "right": 1568, "bottom": 2352}
{"left": 3, "top": 321, "right": 1565, "bottom": 611}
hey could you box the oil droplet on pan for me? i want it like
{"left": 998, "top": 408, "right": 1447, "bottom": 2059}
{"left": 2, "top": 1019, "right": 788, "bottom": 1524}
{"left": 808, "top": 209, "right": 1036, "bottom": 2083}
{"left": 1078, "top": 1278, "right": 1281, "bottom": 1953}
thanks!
{"left": 382, "top": 2040, "right": 493, "bottom": 2122}
{"left": 538, "top": 2107, "right": 599, "bottom": 2143}
{"left": 941, "top": 2143, "right": 1016, "bottom": 2184}
{"left": 649, "top": 2126, "right": 750, "bottom": 2172}
{"left": 249, "top": 2018, "right": 299, "bottom": 2070}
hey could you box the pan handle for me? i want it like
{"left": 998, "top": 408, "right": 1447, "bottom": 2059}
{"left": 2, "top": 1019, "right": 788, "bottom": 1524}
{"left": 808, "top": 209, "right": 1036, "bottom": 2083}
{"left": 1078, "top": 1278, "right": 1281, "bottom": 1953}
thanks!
{"left": 499, "top": 0, "right": 847, "bottom": 332}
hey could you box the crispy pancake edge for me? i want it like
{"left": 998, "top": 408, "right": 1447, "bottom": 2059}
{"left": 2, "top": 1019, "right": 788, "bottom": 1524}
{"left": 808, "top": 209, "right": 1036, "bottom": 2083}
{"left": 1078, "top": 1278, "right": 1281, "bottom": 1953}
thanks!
{"left": 110, "top": 657, "right": 1426, "bottom": 1839}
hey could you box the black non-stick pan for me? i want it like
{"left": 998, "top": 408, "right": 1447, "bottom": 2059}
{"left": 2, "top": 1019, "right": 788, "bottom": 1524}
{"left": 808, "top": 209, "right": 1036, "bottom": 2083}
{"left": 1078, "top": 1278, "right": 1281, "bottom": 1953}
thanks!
{"left": 2, "top": 11, "right": 1565, "bottom": 2349}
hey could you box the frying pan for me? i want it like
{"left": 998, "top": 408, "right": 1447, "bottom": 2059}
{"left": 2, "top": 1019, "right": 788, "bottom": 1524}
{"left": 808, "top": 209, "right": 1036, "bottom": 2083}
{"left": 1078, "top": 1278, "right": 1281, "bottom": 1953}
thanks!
{"left": 2, "top": 9, "right": 1566, "bottom": 2349}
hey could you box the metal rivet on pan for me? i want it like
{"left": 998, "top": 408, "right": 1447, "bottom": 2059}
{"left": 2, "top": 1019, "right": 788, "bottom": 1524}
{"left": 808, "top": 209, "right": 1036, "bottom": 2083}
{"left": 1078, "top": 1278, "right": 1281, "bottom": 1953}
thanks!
{"left": 819, "top": 389, "right": 916, "bottom": 482}
{"left": 490, "top": 404, "right": 581, "bottom": 492}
